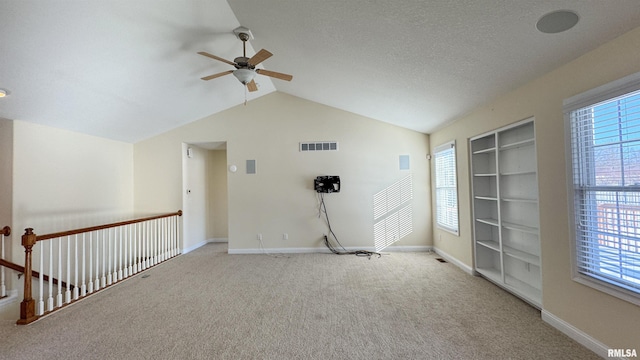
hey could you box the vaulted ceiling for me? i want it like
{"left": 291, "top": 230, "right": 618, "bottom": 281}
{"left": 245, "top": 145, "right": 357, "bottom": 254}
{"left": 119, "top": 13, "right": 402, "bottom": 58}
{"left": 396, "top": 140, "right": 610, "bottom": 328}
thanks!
{"left": 1, "top": 1, "right": 640, "bottom": 143}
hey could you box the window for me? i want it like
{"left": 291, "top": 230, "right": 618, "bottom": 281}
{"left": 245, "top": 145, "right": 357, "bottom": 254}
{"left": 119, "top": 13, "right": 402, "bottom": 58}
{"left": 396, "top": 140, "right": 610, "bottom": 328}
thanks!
{"left": 434, "top": 141, "right": 459, "bottom": 235}
{"left": 565, "top": 72, "right": 640, "bottom": 304}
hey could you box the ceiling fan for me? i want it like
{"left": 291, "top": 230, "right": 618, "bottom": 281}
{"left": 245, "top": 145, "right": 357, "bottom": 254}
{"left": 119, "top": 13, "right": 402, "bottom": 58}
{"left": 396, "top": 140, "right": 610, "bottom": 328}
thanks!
{"left": 198, "top": 27, "right": 293, "bottom": 92}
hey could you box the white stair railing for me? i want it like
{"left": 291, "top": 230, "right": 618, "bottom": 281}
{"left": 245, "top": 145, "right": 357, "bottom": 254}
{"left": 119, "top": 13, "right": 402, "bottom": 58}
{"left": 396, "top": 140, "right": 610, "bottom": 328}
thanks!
{"left": 18, "top": 211, "right": 182, "bottom": 325}
{"left": 1, "top": 226, "right": 11, "bottom": 298}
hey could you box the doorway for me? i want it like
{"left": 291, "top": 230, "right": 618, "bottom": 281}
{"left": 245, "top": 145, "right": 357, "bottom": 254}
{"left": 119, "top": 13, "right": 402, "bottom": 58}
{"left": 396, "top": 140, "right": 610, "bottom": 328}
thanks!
{"left": 182, "top": 142, "right": 228, "bottom": 253}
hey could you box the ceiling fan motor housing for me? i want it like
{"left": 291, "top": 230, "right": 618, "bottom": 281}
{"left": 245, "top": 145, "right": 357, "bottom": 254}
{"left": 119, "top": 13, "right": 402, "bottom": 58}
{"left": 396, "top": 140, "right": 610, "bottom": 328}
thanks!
{"left": 234, "top": 57, "right": 253, "bottom": 69}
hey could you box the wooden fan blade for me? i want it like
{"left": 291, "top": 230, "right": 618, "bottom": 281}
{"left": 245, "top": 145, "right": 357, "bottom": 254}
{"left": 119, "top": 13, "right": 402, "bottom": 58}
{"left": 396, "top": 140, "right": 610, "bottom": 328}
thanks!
{"left": 197, "top": 51, "right": 236, "bottom": 66}
{"left": 256, "top": 69, "right": 293, "bottom": 81}
{"left": 246, "top": 79, "right": 258, "bottom": 92}
{"left": 248, "top": 49, "right": 273, "bottom": 66}
{"left": 201, "top": 70, "right": 234, "bottom": 81}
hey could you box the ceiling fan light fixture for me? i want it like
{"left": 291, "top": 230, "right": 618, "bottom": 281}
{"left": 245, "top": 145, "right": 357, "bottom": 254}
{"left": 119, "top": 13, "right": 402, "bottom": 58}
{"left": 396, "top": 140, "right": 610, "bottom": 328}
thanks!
{"left": 0, "top": 89, "right": 7, "bottom": 98}
{"left": 233, "top": 68, "right": 256, "bottom": 85}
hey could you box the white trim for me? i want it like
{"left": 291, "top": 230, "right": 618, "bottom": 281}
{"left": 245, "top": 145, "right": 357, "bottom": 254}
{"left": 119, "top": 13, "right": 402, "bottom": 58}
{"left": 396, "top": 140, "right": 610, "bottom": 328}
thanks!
{"left": 434, "top": 140, "right": 460, "bottom": 235}
{"left": 563, "top": 71, "right": 640, "bottom": 112}
{"left": 433, "top": 247, "right": 475, "bottom": 275}
{"left": 182, "top": 240, "right": 208, "bottom": 254}
{"left": 0, "top": 289, "right": 19, "bottom": 309}
{"left": 207, "top": 238, "right": 228, "bottom": 243}
{"left": 541, "top": 310, "right": 612, "bottom": 359}
{"left": 228, "top": 245, "right": 432, "bottom": 255}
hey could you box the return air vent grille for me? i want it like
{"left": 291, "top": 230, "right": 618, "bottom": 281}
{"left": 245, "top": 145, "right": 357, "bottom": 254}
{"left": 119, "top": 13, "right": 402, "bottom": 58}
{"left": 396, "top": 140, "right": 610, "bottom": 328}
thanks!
{"left": 299, "top": 141, "right": 338, "bottom": 152}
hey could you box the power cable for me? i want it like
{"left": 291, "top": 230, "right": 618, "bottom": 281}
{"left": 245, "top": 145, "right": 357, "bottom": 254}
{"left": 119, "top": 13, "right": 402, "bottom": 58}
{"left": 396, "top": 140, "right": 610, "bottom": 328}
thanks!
{"left": 318, "top": 192, "right": 381, "bottom": 259}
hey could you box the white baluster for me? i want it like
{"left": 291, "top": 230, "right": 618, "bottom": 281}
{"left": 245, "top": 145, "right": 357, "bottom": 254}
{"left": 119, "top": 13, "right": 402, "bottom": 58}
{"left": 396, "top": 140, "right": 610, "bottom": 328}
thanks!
{"left": 124, "top": 225, "right": 129, "bottom": 278}
{"left": 65, "top": 236, "right": 71, "bottom": 304}
{"left": 152, "top": 220, "right": 155, "bottom": 265}
{"left": 88, "top": 232, "right": 94, "bottom": 294}
{"left": 113, "top": 227, "right": 118, "bottom": 282}
{"left": 171, "top": 216, "right": 178, "bottom": 257}
{"left": 57, "top": 238, "right": 63, "bottom": 308}
{"left": 47, "top": 240, "right": 53, "bottom": 311}
{"left": 74, "top": 234, "right": 79, "bottom": 300}
{"left": 133, "top": 223, "right": 139, "bottom": 274}
{"left": 142, "top": 221, "right": 147, "bottom": 270}
{"left": 162, "top": 218, "right": 167, "bottom": 261}
{"left": 37, "top": 243, "right": 44, "bottom": 315}
{"left": 103, "top": 230, "right": 108, "bottom": 287}
{"left": 80, "top": 233, "right": 87, "bottom": 296}
{"left": 117, "top": 226, "right": 123, "bottom": 281}
{"left": 95, "top": 231, "right": 104, "bottom": 291}
{"left": 129, "top": 224, "right": 134, "bottom": 275}
{"left": 0, "top": 233, "right": 5, "bottom": 297}
{"left": 177, "top": 214, "right": 181, "bottom": 254}
{"left": 107, "top": 228, "right": 113, "bottom": 285}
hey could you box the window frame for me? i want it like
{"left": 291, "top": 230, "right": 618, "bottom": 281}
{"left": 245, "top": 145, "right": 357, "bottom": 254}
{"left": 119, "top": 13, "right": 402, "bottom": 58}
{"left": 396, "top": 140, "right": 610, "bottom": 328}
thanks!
{"left": 564, "top": 71, "right": 640, "bottom": 306}
{"left": 434, "top": 140, "right": 459, "bottom": 235}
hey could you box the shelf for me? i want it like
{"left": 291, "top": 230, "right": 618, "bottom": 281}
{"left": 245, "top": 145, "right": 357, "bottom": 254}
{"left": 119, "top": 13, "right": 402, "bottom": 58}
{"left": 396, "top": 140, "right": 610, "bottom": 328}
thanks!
{"left": 475, "top": 196, "right": 498, "bottom": 201}
{"left": 476, "top": 267, "right": 502, "bottom": 284}
{"left": 477, "top": 240, "right": 500, "bottom": 252}
{"left": 502, "top": 221, "right": 538, "bottom": 234}
{"left": 476, "top": 218, "right": 499, "bottom": 227}
{"left": 505, "top": 274, "right": 541, "bottom": 307}
{"left": 472, "top": 119, "right": 540, "bottom": 309}
{"left": 472, "top": 147, "right": 496, "bottom": 155}
{"left": 500, "top": 138, "right": 535, "bottom": 151}
{"left": 503, "top": 245, "right": 540, "bottom": 266}
{"left": 500, "top": 171, "right": 536, "bottom": 176}
{"left": 501, "top": 197, "right": 537, "bottom": 203}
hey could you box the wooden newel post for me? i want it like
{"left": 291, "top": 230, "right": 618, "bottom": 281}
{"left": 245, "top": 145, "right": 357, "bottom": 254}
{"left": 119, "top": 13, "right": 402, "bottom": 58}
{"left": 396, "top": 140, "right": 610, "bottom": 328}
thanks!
{"left": 17, "top": 228, "right": 38, "bottom": 325}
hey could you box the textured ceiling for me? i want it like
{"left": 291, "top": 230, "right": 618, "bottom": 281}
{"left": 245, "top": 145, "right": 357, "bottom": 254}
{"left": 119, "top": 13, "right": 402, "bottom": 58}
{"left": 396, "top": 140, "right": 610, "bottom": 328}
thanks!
{"left": 1, "top": 1, "right": 640, "bottom": 143}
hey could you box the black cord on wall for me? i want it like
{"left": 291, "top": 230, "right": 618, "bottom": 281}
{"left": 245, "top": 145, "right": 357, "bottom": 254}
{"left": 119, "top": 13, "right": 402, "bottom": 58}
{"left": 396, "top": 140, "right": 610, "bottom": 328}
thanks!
{"left": 318, "top": 192, "right": 381, "bottom": 259}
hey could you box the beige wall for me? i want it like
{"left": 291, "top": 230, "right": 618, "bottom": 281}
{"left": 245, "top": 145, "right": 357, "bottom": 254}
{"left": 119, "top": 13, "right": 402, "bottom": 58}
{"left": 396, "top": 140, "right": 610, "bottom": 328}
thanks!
{"left": 134, "top": 92, "right": 431, "bottom": 252}
{"left": 11, "top": 121, "right": 134, "bottom": 259}
{"left": 207, "top": 149, "right": 228, "bottom": 239}
{"left": 430, "top": 27, "right": 640, "bottom": 349}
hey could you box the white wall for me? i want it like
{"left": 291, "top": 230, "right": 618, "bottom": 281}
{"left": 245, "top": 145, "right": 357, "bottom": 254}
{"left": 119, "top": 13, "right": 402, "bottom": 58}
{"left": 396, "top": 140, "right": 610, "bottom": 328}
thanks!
{"left": 134, "top": 92, "right": 431, "bottom": 252}
{"left": 430, "top": 26, "right": 640, "bottom": 350}
{"left": 12, "top": 121, "right": 134, "bottom": 260}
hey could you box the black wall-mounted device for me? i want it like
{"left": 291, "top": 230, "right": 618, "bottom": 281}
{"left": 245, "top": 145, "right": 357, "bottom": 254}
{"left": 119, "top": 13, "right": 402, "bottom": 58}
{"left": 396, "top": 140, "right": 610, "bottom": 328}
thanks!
{"left": 314, "top": 176, "right": 340, "bottom": 193}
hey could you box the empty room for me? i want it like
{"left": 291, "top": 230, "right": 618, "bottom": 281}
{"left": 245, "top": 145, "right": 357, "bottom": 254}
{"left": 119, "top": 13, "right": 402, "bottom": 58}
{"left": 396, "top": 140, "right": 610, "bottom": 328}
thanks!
{"left": 1, "top": 1, "right": 639, "bottom": 359}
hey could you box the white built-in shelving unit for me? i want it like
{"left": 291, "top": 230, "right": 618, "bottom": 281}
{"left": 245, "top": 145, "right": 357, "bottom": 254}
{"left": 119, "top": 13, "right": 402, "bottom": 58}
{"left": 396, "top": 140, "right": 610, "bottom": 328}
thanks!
{"left": 470, "top": 118, "right": 541, "bottom": 308}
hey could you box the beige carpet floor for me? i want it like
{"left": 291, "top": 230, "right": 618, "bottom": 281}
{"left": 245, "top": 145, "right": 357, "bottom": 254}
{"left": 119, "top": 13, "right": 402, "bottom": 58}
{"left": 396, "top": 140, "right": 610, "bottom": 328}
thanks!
{"left": 0, "top": 243, "right": 598, "bottom": 359}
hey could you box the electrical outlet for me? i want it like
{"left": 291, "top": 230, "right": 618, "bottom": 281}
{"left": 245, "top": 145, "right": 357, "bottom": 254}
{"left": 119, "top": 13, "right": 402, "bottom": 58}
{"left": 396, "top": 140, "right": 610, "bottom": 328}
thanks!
{"left": 283, "top": 233, "right": 288, "bottom": 240}
{"left": 257, "top": 233, "right": 262, "bottom": 241}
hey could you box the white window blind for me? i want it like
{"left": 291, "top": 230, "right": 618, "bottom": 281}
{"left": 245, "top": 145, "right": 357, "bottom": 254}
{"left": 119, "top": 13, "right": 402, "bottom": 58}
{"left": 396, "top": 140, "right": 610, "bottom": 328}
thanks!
{"left": 435, "top": 141, "right": 459, "bottom": 234}
{"left": 566, "top": 78, "right": 640, "bottom": 303}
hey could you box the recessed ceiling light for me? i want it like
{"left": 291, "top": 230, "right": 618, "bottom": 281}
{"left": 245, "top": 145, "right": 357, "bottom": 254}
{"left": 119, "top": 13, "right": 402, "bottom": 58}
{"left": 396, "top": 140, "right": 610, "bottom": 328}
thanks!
{"left": 536, "top": 10, "right": 579, "bottom": 34}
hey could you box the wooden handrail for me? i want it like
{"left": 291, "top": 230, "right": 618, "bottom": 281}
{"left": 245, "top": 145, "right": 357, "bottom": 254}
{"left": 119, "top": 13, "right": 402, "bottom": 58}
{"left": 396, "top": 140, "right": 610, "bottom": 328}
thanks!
{"left": 0, "top": 259, "right": 75, "bottom": 290}
{"left": 17, "top": 210, "right": 182, "bottom": 325}
{"left": 2, "top": 226, "right": 10, "bottom": 237}
{"left": 36, "top": 210, "right": 182, "bottom": 241}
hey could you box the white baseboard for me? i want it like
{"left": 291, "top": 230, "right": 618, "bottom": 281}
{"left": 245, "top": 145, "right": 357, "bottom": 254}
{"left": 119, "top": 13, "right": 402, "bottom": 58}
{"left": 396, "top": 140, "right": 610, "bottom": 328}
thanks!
{"left": 182, "top": 240, "right": 208, "bottom": 254}
{"left": 228, "top": 245, "right": 432, "bottom": 255}
{"left": 207, "top": 238, "right": 228, "bottom": 243}
{"left": 432, "top": 247, "right": 475, "bottom": 275}
{"left": 0, "top": 289, "right": 18, "bottom": 308}
{"left": 541, "top": 310, "right": 612, "bottom": 359}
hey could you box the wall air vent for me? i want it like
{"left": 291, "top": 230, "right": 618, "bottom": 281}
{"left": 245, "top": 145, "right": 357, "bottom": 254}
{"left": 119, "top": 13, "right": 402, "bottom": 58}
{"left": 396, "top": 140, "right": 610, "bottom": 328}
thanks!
{"left": 299, "top": 141, "right": 338, "bottom": 152}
